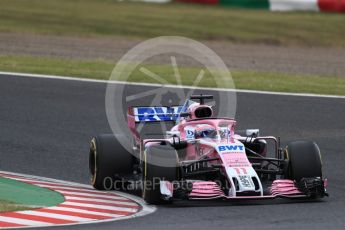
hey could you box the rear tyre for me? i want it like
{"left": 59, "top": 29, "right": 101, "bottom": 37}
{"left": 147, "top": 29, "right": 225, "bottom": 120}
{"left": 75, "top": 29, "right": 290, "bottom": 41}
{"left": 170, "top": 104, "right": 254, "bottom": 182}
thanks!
{"left": 285, "top": 140, "right": 322, "bottom": 181}
{"left": 89, "top": 134, "right": 133, "bottom": 190}
{"left": 142, "top": 144, "right": 178, "bottom": 204}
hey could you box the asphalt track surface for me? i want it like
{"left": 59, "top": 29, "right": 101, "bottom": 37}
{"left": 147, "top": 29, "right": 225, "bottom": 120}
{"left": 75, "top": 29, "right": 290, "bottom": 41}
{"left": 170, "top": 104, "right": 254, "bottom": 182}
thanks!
{"left": 0, "top": 74, "right": 344, "bottom": 230}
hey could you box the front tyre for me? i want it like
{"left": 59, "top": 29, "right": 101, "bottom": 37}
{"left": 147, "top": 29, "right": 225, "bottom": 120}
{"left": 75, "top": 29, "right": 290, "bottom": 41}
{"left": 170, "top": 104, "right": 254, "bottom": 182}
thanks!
{"left": 89, "top": 134, "right": 133, "bottom": 190}
{"left": 284, "top": 141, "right": 326, "bottom": 198}
{"left": 142, "top": 144, "right": 178, "bottom": 204}
{"left": 285, "top": 140, "right": 322, "bottom": 181}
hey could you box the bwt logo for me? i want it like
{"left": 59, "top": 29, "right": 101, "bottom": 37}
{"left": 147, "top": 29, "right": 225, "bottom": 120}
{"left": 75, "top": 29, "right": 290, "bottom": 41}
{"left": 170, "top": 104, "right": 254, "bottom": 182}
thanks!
{"left": 135, "top": 106, "right": 182, "bottom": 121}
{"left": 218, "top": 145, "right": 244, "bottom": 152}
{"left": 186, "top": 130, "right": 194, "bottom": 136}
{"left": 185, "top": 129, "right": 194, "bottom": 139}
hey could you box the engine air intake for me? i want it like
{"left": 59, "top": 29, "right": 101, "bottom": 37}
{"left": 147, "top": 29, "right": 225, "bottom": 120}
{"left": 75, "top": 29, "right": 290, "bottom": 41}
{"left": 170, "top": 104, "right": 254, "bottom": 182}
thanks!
{"left": 194, "top": 106, "right": 212, "bottom": 118}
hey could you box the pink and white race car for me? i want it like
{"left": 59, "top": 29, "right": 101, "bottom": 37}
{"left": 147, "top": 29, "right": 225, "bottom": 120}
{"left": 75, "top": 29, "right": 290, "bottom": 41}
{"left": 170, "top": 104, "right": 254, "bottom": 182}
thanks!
{"left": 89, "top": 95, "right": 328, "bottom": 204}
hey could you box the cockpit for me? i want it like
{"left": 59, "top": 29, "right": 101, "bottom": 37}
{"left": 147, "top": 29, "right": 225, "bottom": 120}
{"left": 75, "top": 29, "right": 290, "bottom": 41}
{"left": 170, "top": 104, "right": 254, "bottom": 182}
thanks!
{"left": 195, "top": 126, "right": 218, "bottom": 139}
{"left": 192, "top": 122, "right": 232, "bottom": 141}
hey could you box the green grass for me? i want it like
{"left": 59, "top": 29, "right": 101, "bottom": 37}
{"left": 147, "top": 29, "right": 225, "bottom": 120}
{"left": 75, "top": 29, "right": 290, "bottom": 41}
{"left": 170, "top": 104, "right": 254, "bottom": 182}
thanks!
{"left": 1, "top": 55, "right": 345, "bottom": 96}
{"left": 0, "top": 0, "right": 344, "bottom": 47}
{"left": 0, "top": 176, "right": 64, "bottom": 212}
{"left": 0, "top": 200, "right": 31, "bottom": 213}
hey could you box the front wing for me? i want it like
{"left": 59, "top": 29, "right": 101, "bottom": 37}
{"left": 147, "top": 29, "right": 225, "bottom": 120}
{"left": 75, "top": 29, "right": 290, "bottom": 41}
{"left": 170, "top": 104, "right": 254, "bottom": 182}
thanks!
{"left": 160, "top": 178, "right": 328, "bottom": 201}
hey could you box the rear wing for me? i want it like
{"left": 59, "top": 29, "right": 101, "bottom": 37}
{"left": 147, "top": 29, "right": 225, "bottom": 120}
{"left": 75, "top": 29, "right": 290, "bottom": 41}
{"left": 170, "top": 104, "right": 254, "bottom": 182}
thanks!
{"left": 127, "top": 106, "right": 183, "bottom": 140}
{"left": 128, "top": 106, "right": 183, "bottom": 122}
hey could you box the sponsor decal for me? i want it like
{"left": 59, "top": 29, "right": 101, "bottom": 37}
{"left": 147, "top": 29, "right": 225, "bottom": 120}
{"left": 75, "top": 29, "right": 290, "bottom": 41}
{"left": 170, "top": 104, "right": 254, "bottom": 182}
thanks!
{"left": 238, "top": 175, "right": 254, "bottom": 189}
{"left": 186, "top": 130, "right": 194, "bottom": 139}
{"left": 134, "top": 106, "right": 182, "bottom": 121}
{"left": 221, "top": 153, "right": 251, "bottom": 167}
{"left": 234, "top": 168, "right": 248, "bottom": 175}
{"left": 218, "top": 145, "right": 244, "bottom": 152}
{"left": 184, "top": 126, "right": 195, "bottom": 140}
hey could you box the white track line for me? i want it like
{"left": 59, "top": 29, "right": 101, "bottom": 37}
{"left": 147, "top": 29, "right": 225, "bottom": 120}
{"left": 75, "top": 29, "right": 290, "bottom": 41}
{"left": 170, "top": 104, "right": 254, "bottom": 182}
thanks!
{"left": 58, "top": 192, "right": 129, "bottom": 202}
{"left": 1, "top": 71, "right": 344, "bottom": 99}
{"left": 17, "top": 211, "right": 94, "bottom": 222}
{"left": 44, "top": 207, "right": 122, "bottom": 218}
{"left": 31, "top": 185, "right": 128, "bottom": 198}
{"left": 0, "top": 217, "right": 52, "bottom": 226}
{"left": 54, "top": 190, "right": 129, "bottom": 200}
{"left": 62, "top": 202, "right": 138, "bottom": 213}
{"left": 64, "top": 196, "right": 138, "bottom": 205}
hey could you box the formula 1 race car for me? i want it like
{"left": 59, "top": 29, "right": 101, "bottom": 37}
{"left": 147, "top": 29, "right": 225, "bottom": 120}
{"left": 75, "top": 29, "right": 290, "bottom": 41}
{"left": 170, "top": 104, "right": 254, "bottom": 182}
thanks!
{"left": 89, "top": 94, "right": 328, "bottom": 204}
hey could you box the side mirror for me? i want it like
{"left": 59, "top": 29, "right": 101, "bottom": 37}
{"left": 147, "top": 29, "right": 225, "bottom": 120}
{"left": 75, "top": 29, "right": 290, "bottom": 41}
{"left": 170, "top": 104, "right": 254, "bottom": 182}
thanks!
{"left": 171, "top": 137, "right": 188, "bottom": 150}
{"left": 166, "top": 131, "right": 180, "bottom": 138}
{"left": 166, "top": 131, "right": 188, "bottom": 150}
{"left": 179, "top": 112, "right": 190, "bottom": 118}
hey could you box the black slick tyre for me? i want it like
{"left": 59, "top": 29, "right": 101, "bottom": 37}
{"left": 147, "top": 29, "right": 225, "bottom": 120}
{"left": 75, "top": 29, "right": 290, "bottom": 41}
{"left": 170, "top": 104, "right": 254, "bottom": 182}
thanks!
{"left": 89, "top": 134, "right": 133, "bottom": 190}
{"left": 142, "top": 144, "right": 178, "bottom": 204}
{"left": 285, "top": 140, "right": 322, "bottom": 181}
